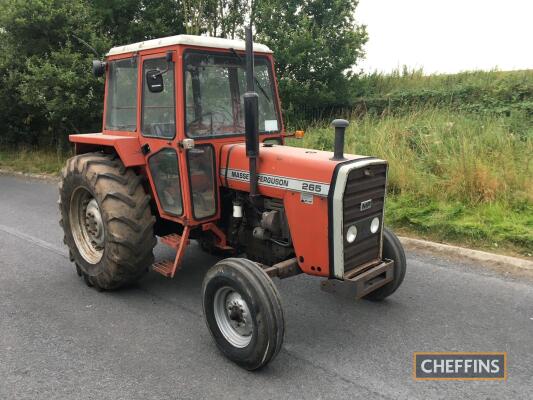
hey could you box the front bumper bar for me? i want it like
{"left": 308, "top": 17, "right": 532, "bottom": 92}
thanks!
{"left": 320, "top": 259, "right": 394, "bottom": 299}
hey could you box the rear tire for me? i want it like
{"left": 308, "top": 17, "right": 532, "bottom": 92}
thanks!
{"left": 58, "top": 152, "right": 156, "bottom": 290}
{"left": 202, "top": 258, "right": 284, "bottom": 370}
{"left": 363, "top": 227, "right": 406, "bottom": 301}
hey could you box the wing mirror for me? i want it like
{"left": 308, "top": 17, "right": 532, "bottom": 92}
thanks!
{"left": 92, "top": 60, "right": 106, "bottom": 77}
{"left": 146, "top": 70, "right": 164, "bottom": 93}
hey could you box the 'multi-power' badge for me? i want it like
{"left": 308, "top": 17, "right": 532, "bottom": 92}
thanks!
{"left": 413, "top": 352, "right": 507, "bottom": 380}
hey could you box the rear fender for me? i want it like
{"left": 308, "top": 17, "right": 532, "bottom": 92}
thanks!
{"left": 69, "top": 133, "right": 145, "bottom": 167}
{"left": 69, "top": 133, "right": 164, "bottom": 226}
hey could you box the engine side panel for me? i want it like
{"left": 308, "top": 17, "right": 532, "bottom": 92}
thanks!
{"left": 283, "top": 191, "right": 330, "bottom": 276}
{"left": 219, "top": 143, "right": 365, "bottom": 277}
{"left": 219, "top": 143, "right": 360, "bottom": 199}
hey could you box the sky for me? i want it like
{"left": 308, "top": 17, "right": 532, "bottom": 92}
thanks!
{"left": 355, "top": 0, "right": 533, "bottom": 74}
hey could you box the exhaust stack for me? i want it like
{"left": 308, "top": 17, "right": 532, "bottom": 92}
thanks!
{"left": 330, "top": 119, "right": 349, "bottom": 161}
{"left": 244, "top": 27, "right": 260, "bottom": 202}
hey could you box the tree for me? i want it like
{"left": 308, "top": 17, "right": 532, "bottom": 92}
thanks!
{"left": 90, "top": 0, "right": 247, "bottom": 42}
{"left": 0, "top": 0, "right": 367, "bottom": 147}
{"left": 0, "top": 0, "right": 110, "bottom": 147}
{"left": 181, "top": 0, "right": 248, "bottom": 38}
{"left": 254, "top": 0, "right": 367, "bottom": 123}
{"left": 90, "top": 0, "right": 186, "bottom": 43}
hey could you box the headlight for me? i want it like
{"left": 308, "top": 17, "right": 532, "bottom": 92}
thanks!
{"left": 370, "top": 217, "right": 380, "bottom": 234}
{"left": 346, "top": 225, "right": 357, "bottom": 243}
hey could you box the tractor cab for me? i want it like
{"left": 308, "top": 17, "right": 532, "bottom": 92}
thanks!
{"left": 82, "top": 35, "right": 283, "bottom": 227}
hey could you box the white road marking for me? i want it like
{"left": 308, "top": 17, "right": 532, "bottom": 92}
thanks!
{"left": 0, "top": 223, "right": 68, "bottom": 258}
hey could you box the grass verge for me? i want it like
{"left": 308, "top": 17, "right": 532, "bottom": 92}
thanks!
{"left": 0, "top": 147, "right": 70, "bottom": 175}
{"left": 386, "top": 195, "right": 532, "bottom": 257}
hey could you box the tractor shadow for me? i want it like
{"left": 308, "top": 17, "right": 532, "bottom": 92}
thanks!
{"left": 122, "top": 240, "right": 224, "bottom": 311}
{"left": 150, "top": 240, "right": 410, "bottom": 349}
{"left": 102, "top": 240, "right": 414, "bottom": 376}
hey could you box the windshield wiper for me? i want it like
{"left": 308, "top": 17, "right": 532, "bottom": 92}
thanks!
{"left": 229, "top": 48, "right": 271, "bottom": 103}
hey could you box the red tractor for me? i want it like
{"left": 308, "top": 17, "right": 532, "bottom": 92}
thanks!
{"left": 59, "top": 29, "right": 406, "bottom": 370}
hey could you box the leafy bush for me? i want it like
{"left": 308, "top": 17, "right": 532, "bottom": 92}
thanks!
{"left": 350, "top": 69, "right": 533, "bottom": 118}
{"left": 0, "top": 0, "right": 109, "bottom": 148}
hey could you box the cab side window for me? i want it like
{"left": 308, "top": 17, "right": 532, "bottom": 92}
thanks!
{"left": 187, "top": 145, "right": 216, "bottom": 219}
{"left": 105, "top": 58, "right": 137, "bottom": 131}
{"left": 142, "top": 58, "right": 176, "bottom": 138}
{"left": 149, "top": 149, "right": 183, "bottom": 216}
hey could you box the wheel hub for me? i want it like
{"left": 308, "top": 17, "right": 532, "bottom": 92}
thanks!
{"left": 225, "top": 292, "right": 253, "bottom": 337}
{"left": 213, "top": 287, "right": 253, "bottom": 348}
{"left": 85, "top": 199, "right": 104, "bottom": 248}
{"left": 69, "top": 188, "right": 105, "bottom": 264}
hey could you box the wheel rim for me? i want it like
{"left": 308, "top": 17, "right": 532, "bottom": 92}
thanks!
{"left": 69, "top": 187, "right": 105, "bottom": 264}
{"left": 213, "top": 286, "right": 253, "bottom": 348}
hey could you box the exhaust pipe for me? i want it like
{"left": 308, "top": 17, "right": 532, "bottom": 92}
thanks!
{"left": 330, "top": 119, "right": 349, "bottom": 161}
{"left": 244, "top": 27, "right": 260, "bottom": 202}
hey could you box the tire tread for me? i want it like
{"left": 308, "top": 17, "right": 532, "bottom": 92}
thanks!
{"left": 58, "top": 152, "right": 155, "bottom": 290}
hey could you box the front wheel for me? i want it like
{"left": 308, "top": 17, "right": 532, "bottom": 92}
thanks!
{"left": 363, "top": 227, "right": 407, "bottom": 301}
{"left": 202, "top": 258, "right": 284, "bottom": 370}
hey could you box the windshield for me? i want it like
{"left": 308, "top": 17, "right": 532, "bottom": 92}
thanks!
{"left": 184, "top": 51, "right": 279, "bottom": 138}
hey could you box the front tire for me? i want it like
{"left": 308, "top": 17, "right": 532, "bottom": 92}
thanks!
{"left": 202, "top": 258, "right": 284, "bottom": 370}
{"left": 58, "top": 152, "right": 156, "bottom": 290}
{"left": 363, "top": 227, "right": 407, "bottom": 301}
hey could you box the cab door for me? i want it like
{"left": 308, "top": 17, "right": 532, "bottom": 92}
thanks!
{"left": 138, "top": 51, "right": 185, "bottom": 220}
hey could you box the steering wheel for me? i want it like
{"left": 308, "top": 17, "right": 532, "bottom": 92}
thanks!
{"left": 187, "top": 107, "right": 234, "bottom": 134}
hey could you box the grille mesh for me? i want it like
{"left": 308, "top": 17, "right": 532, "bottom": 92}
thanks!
{"left": 342, "top": 163, "right": 387, "bottom": 273}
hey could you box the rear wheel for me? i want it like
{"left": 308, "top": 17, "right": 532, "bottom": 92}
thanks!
{"left": 363, "top": 227, "right": 407, "bottom": 301}
{"left": 58, "top": 152, "right": 156, "bottom": 290}
{"left": 202, "top": 258, "right": 284, "bottom": 370}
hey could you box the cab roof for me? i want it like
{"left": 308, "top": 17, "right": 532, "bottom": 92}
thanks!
{"left": 106, "top": 34, "right": 273, "bottom": 57}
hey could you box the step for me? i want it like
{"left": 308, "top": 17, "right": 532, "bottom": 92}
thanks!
{"left": 154, "top": 227, "right": 191, "bottom": 279}
{"left": 152, "top": 260, "right": 174, "bottom": 277}
{"left": 160, "top": 233, "right": 189, "bottom": 249}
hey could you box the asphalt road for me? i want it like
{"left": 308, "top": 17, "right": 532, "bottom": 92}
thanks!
{"left": 1, "top": 174, "right": 532, "bottom": 400}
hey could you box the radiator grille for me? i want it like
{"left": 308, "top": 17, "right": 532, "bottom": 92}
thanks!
{"left": 342, "top": 163, "right": 387, "bottom": 273}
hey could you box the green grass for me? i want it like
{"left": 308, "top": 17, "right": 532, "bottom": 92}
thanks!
{"left": 386, "top": 195, "right": 532, "bottom": 256}
{"left": 0, "top": 146, "right": 70, "bottom": 174}
{"left": 289, "top": 107, "right": 533, "bottom": 257}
